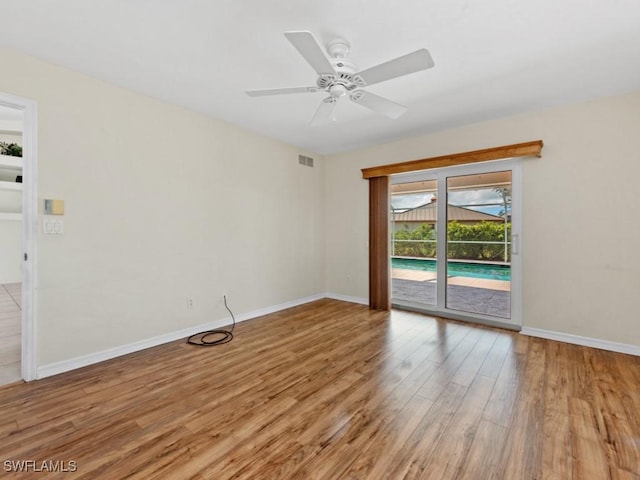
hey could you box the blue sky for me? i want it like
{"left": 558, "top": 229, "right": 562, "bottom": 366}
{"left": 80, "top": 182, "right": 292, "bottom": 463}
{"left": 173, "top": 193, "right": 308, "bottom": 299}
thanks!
{"left": 392, "top": 188, "right": 509, "bottom": 216}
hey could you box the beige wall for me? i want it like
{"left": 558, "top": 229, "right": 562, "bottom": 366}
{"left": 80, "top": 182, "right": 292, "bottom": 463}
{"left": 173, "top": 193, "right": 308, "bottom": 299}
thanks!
{"left": 325, "top": 91, "right": 640, "bottom": 346}
{"left": 0, "top": 47, "right": 326, "bottom": 365}
{"left": 1, "top": 44, "right": 638, "bottom": 369}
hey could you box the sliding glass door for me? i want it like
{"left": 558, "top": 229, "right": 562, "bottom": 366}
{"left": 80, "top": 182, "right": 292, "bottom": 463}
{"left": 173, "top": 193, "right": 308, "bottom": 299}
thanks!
{"left": 445, "top": 171, "right": 512, "bottom": 318}
{"left": 391, "top": 160, "right": 521, "bottom": 327}
{"left": 391, "top": 178, "right": 438, "bottom": 306}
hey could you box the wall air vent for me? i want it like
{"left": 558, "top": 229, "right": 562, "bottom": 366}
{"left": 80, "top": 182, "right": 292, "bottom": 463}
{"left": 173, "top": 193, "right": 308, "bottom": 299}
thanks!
{"left": 298, "top": 154, "right": 314, "bottom": 167}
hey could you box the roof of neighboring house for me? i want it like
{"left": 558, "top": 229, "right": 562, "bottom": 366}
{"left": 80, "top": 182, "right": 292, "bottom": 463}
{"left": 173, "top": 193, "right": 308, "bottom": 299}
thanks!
{"left": 392, "top": 201, "right": 504, "bottom": 223}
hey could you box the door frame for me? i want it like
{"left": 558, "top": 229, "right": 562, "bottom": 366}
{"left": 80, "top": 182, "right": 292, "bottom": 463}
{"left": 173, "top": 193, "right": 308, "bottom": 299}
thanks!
{"left": 0, "top": 92, "right": 38, "bottom": 381}
{"left": 391, "top": 158, "right": 522, "bottom": 329}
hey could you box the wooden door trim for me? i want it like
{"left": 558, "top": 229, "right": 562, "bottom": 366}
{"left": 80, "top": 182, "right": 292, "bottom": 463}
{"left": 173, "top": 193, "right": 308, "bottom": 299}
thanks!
{"left": 361, "top": 140, "right": 542, "bottom": 179}
{"left": 368, "top": 176, "right": 390, "bottom": 310}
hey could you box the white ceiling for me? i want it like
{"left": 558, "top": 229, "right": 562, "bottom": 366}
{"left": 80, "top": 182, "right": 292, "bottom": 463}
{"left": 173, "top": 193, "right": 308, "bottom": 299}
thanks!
{"left": 1, "top": 0, "right": 639, "bottom": 154}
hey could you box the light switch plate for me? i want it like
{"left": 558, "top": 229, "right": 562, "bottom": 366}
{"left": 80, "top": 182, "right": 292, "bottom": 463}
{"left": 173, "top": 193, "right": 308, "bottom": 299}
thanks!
{"left": 43, "top": 218, "right": 64, "bottom": 235}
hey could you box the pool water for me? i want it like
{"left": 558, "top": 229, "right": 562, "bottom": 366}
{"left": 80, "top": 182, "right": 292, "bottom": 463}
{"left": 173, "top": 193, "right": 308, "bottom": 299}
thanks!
{"left": 392, "top": 257, "right": 511, "bottom": 281}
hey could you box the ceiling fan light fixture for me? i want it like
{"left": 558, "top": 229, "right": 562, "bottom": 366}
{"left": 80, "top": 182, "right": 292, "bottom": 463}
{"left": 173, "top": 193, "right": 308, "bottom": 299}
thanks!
{"left": 329, "top": 84, "right": 348, "bottom": 98}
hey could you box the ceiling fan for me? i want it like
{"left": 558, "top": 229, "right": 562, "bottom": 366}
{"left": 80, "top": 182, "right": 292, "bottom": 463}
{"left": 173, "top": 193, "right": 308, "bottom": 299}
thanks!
{"left": 246, "top": 31, "right": 434, "bottom": 126}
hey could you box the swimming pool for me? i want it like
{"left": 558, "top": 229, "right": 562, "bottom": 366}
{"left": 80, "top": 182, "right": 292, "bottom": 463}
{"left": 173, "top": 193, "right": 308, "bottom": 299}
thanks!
{"left": 392, "top": 257, "right": 511, "bottom": 281}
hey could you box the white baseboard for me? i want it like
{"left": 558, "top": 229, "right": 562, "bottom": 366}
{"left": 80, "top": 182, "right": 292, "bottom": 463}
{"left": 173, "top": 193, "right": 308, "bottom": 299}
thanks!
{"left": 232, "top": 293, "right": 326, "bottom": 322}
{"left": 37, "top": 292, "right": 326, "bottom": 379}
{"left": 324, "top": 292, "right": 368, "bottom": 305}
{"left": 520, "top": 327, "right": 640, "bottom": 356}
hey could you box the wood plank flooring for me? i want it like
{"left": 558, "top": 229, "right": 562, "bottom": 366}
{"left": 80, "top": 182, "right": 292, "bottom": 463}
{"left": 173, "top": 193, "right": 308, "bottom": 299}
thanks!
{"left": 0, "top": 298, "right": 639, "bottom": 479}
{"left": 0, "top": 283, "right": 21, "bottom": 386}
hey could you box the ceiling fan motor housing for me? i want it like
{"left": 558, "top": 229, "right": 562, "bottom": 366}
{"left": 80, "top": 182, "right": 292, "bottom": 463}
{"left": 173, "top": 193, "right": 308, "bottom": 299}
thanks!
{"left": 315, "top": 38, "right": 366, "bottom": 95}
{"left": 317, "top": 59, "right": 365, "bottom": 93}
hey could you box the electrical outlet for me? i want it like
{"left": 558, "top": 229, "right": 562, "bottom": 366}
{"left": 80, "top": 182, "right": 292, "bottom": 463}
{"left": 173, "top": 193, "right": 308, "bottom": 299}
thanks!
{"left": 186, "top": 297, "right": 194, "bottom": 309}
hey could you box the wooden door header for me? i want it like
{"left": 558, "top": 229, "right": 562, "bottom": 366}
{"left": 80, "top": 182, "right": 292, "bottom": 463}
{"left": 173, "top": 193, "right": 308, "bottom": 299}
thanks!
{"left": 361, "top": 140, "right": 543, "bottom": 179}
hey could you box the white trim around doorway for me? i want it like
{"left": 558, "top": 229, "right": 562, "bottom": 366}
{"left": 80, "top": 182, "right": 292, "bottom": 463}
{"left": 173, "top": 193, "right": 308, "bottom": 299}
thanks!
{"left": 0, "top": 92, "right": 38, "bottom": 382}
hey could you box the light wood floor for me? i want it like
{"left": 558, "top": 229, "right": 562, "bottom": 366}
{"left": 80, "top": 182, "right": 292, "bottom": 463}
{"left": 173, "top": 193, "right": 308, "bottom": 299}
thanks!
{"left": 1, "top": 299, "right": 639, "bottom": 479}
{"left": 0, "top": 283, "right": 21, "bottom": 385}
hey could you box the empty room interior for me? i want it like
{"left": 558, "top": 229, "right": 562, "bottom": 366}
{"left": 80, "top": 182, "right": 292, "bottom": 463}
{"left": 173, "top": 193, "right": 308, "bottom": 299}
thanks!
{"left": 1, "top": 1, "right": 639, "bottom": 479}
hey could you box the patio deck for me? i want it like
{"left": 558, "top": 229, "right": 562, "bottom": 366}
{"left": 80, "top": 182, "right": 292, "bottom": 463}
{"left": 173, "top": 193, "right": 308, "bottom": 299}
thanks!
{"left": 392, "top": 269, "right": 510, "bottom": 318}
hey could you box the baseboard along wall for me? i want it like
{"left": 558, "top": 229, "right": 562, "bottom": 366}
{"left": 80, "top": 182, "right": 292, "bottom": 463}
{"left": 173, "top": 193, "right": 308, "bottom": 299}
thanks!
{"left": 520, "top": 327, "right": 640, "bottom": 356}
{"left": 37, "top": 293, "right": 327, "bottom": 379}
{"left": 36, "top": 294, "right": 639, "bottom": 379}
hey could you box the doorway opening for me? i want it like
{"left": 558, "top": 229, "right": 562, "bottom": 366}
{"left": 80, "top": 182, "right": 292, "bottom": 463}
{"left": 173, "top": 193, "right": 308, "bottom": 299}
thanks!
{"left": 0, "top": 104, "right": 24, "bottom": 384}
{"left": 0, "top": 91, "right": 37, "bottom": 384}
{"left": 391, "top": 160, "right": 521, "bottom": 328}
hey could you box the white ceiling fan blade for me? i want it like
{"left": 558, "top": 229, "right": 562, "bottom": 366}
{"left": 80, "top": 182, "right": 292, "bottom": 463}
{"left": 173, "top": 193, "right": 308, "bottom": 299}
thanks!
{"left": 310, "top": 97, "right": 337, "bottom": 126}
{"left": 246, "top": 86, "right": 318, "bottom": 97}
{"left": 350, "top": 91, "right": 407, "bottom": 119}
{"left": 284, "top": 31, "right": 335, "bottom": 75}
{"left": 356, "top": 49, "right": 434, "bottom": 86}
